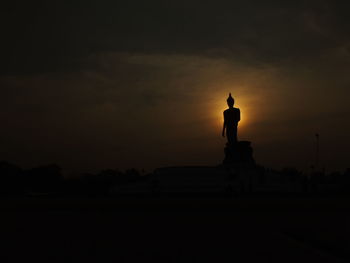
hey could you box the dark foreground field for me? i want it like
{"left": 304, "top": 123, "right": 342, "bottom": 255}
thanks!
{"left": 0, "top": 196, "right": 349, "bottom": 262}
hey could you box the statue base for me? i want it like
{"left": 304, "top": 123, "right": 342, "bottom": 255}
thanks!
{"left": 223, "top": 141, "right": 255, "bottom": 166}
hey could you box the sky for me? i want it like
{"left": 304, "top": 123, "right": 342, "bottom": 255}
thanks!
{"left": 0, "top": 0, "right": 349, "bottom": 173}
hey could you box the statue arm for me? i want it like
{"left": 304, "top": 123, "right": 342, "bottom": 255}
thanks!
{"left": 238, "top": 109, "right": 241, "bottom": 122}
{"left": 222, "top": 113, "right": 226, "bottom": 137}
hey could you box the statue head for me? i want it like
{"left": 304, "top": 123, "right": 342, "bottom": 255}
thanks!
{"left": 227, "top": 93, "right": 234, "bottom": 108}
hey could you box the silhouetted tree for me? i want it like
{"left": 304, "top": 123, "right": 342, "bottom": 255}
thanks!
{"left": 0, "top": 161, "right": 23, "bottom": 195}
{"left": 25, "top": 164, "right": 63, "bottom": 194}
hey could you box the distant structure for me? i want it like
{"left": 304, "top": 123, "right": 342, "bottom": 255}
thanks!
{"left": 222, "top": 93, "right": 255, "bottom": 166}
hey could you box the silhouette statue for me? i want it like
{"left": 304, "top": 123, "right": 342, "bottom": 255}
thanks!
{"left": 222, "top": 93, "right": 241, "bottom": 144}
{"left": 222, "top": 94, "right": 255, "bottom": 166}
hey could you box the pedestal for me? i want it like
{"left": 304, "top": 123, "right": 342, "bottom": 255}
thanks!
{"left": 223, "top": 141, "right": 255, "bottom": 166}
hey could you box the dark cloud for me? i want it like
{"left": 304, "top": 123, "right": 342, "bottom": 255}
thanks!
{"left": 1, "top": 1, "right": 350, "bottom": 75}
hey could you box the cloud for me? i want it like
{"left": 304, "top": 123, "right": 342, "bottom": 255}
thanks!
{"left": 1, "top": 1, "right": 350, "bottom": 75}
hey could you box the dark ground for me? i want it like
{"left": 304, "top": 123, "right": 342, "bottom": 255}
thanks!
{"left": 0, "top": 196, "right": 349, "bottom": 262}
